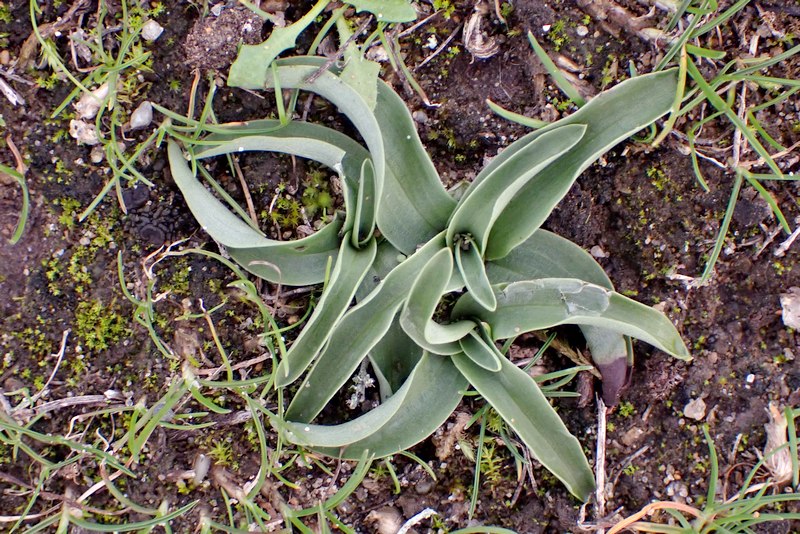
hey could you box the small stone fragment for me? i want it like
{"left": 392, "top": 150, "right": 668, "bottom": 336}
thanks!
{"left": 141, "top": 19, "right": 164, "bottom": 42}
{"left": 780, "top": 287, "right": 800, "bottom": 329}
{"left": 620, "top": 426, "right": 645, "bottom": 447}
{"left": 576, "top": 25, "right": 589, "bottom": 37}
{"left": 129, "top": 101, "right": 153, "bottom": 130}
{"left": 590, "top": 245, "right": 608, "bottom": 258}
{"left": 90, "top": 145, "right": 105, "bottom": 163}
{"left": 365, "top": 507, "right": 403, "bottom": 534}
{"left": 74, "top": 83, "right": 109, "bottom": 119}
{"left": 683, "top": 397, "right": 706, "bottom": 421}
{"left": 69, "top": 119, "right": 99, "bottom": 145}
{"left": 763, "top": 402, "right": 792, "bottom": 485}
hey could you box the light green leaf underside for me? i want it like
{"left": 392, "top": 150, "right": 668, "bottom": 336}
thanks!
{"left": 455, "top": 241, "right": 496, "bottom": 312}
{"left": 453, "top": 279, "right": 690, "bottom": 360}
{"left": 451, "top": 352, "right": 595, "bottom": 501}
{"left": 400, "top": 248, "right": 475, "bottom": 355}
{"left": 276, "top": 237, "right": 377, "bottom": 387}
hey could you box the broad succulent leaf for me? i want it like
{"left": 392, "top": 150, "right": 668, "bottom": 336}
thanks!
{"left": 452, "top": 352, "right": 595, "bottom": 501}
{"left": 276, "top": 236, "right": 376, "bottom": 386}
{"left": 373, "top": 81, "right": 456, "bottom": 252}
{"left": 399, "top": 248, "right": 475, "bottom": 355}
{"left": 454, "top": 238, "right": 496, "bottom": 311}
{"left": 446, "top": 124, "right": 586, "bottom": 254}
{"left": 285, "top": 234, "right": 449, "bottom": 423}
{"left": 310, "top": 354, "right": 467, "bottom": 459}
{"left": 168, "top": 140, "right": 342, "bottom": 285}
{"left": 453, "top": 279, "right": 690, "bottom": 360}
{"left": 458, "top": 325, "right": 503, "bottom": 372}
{"left": 476, "top": 70, "right": 679, "bottom": 260}
{"left": 368, "top": 318, "right": 423, "bottom": 397}
{"left": 487, "top": 230, "right": 635, "bottom": 403}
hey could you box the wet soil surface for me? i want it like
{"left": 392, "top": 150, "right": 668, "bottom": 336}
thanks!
{"left": 1, "top": 0, "right": 799, "bottom": 531}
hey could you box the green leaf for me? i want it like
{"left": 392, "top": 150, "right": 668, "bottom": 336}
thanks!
{"left": 201, "top": 118, "right": 369, "bottom": 237}
{"left": 0, "top": 163, "right": 29, "bottom": 245}
{"left": 345, "top": 0, "right": 417, "bottom": 22}
{"left": 352, "top": 158, "right": 377, "bottom": 247}
{"left": 486, "top": 230, "right": 634, "bottom": 403}
{"left": 399, "top": 248, "right": 475, "bottom": 355}
{"left": 486, "top": 98, "right": 549, "bottom": 129}
{"left": 368, "top": 317, "right": 423, "bottom": 397}
{"left": 194, "top": 136, "right": 346, "bottom": 168}
{"left": 168, "top": 140, "right": 342, "bottom": 285}
{"left": 447, "top": 124, "right": 585, "bottom": 254}
{"left": 487, "top": 229, "right": 612, "bottom": 288}
{"left": 373, "top": 81, "right": 456, "bottom": 253}
{"left": 453, "top": 279, "right": 691, "bottom": 360}
{"left": 486, "top": 229, "right": 632, "bottom": 369}
{"left": 455, "top": 238, "right": 496, "bottom": 312}
{"left": 276, "top": 236, "right": 377, "bottom": 386}
{"left": 451, "top": 352, "right": 595, "bottom": 501}
{"left": 311, "top": 354, "right": 467, "bottom": 459}
{"left": 458, "top": 324, "right": 503, "bottom": 372}
{"left": 228, "top": 0, "right": 330, "bottom": 89}
{"left": 338, "top": 19, "right": 381, "bottom": 110}
{"left": 457, "top": 69, "right": 679, "bottom": 260}
{"left": 285, "top": 234, "right": 449, "bottom": 423}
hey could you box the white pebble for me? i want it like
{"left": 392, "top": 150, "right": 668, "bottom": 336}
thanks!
{"left": 141, "top": 19, "right": 164, "bottom": 42}
{"left": 683, "top": 398, "right": 706, "bottom": 421}
{"left": 129, "top": 101, "right": 153, "bottom": 130}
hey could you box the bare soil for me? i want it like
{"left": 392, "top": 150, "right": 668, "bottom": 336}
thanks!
{"left": 1, "top": 0, "right": 799, "bottom": 532}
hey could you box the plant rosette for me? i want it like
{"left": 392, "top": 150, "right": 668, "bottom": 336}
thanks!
{"left": 167, "top": 53, "right": 688, "bottom": 500}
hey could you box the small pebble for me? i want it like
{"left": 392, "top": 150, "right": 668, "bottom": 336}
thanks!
{"left": 683, "top": 398, "right": 706, "bottom": 421}
{"left": 130, "top": 101, "right": 153, "bottom": 129}
{"left": 415, "top": 478, "right": 434, "bottom": 495}
{"left": 780, "top": 287, "right": 800, "bottom": 329}
{"left": 576, "top": 25, "right": 589, "bottom": 37}
{"left": 412, "top": 110, "right": 429, "bottom": 124}
{"left": 69, "top": 119, "right": 99, "bottom": 145}
{"left": 141, "top": 19, "right": 164, "bottom": 41}
{"left": 74, "top": 83, "right": 109, "bottom": 119}
{"left": 590, "top": 245, "right": 608, "bottom": 258}
{"left": 90, "top": 146, "right": 105, "bottom": 163}
{"left": 0, "top": 50, "right": 10, "bottom": 65}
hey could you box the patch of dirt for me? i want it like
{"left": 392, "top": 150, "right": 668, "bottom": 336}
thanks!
{"left": 1, "top": 0, "right": 800, "bottom": 531}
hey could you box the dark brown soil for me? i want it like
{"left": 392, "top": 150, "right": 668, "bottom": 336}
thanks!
{"left": 1, "top": 0, "right": 799, "bottom": 532}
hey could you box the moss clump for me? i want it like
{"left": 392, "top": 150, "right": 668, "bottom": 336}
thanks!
{"left": 74, "top": 300, "right": 129, "bottom": 351}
